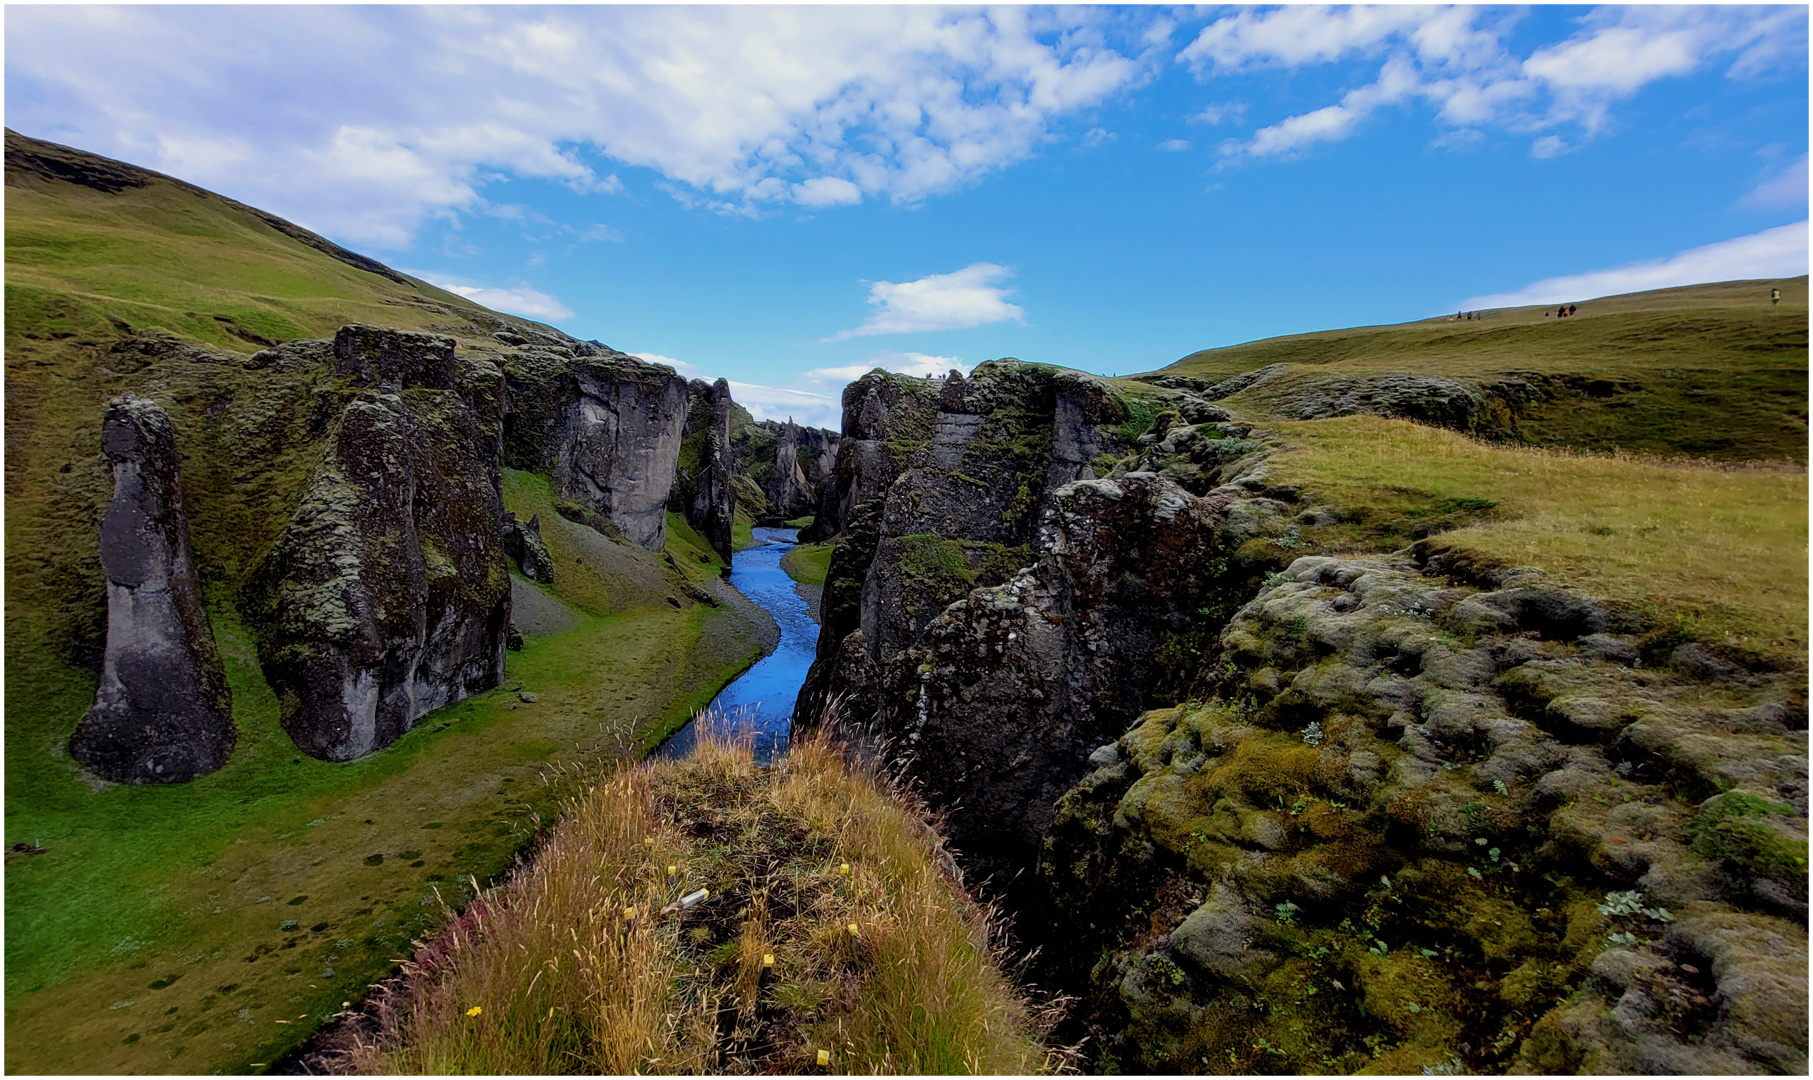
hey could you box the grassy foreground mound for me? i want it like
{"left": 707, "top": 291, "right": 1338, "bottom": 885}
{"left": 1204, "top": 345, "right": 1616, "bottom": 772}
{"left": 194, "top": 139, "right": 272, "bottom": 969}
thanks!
{"left": 339, "top": 720, "right": 1061, "bottom": 1074}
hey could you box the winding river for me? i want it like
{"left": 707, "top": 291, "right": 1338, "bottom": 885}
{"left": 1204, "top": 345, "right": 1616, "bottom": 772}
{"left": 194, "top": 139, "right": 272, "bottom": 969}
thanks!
{"left": 657, "top": 526, "right": 819, "bottom": 763}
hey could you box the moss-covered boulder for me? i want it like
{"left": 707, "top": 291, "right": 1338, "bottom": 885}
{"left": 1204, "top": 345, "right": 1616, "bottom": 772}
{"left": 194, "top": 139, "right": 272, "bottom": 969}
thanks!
{"left": 1038, "top": 554, "right": 1807, "bottom": 1074}
{"left": 243, "top": 328, "right": 511, "bottom": 761}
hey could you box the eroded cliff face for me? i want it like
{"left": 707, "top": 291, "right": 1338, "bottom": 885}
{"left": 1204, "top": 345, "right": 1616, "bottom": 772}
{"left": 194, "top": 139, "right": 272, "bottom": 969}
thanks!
{"left": 242, "top": 326, "right": 512, "bottom": 761}
{"left": 794, "top": 362, "right": 1240, "bottom": 887}
{"left": 763, "top": 419, "right": 815, "bottom": 520}
{"left": 800, "top": 369, "right": 942, "bottom": 543}
{"left": 677, "top": 378, "right": 735, "bottom": 563}
{"left": 68, "top": 395, "right": 236, "bottom": 783}
{"left": 796, "top": 360, "right": 1808, "bottom": 1074}
{"left": 1040, "top": 553, "right": 1807, "bottom": 1075}
{"left": 496, "top": 334, "right": 687, "bottom": 550}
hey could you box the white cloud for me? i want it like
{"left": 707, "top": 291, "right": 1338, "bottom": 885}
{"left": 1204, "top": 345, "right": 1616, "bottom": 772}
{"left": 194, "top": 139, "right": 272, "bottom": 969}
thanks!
{"left": 424, "top": 276, "right": 575, "bottom": 320}
{"left": 1241, "top": 54, "right": 1420, "bottom": 158}
{"left": 1156, "top": 138, "right": 1192, "bottom": 152}
{"left": 1187, "top": 102, "right": 1247, "bottom": 126}
{"left": 829, "top": 263, "right": 1026, "bottom": 340}
{"left": 792, "top": 177, "right": 863, "bottom": 208}
{"left": 1196, "top": 6, "right": 1807, "bottom": 161}
{"left": 725, "top": 382, "right": 842, "bottom": 430}
{"left": 1739, "top": 155, "right": 1810, "bottom": 213}
{"left": 1459, "top": 222, "right": 1810, "bottom": 309}
{"left": 633, "top": 352, "right": 701, "bottom": 376}
{"left": 803, "top": 350, "right": 971, "bottom": 384}
{"left": 4, "top": 6, "right": 1163, "bottom": 247}
{"left": 1080, "top": 127, "right": 1116, "bottom": 148}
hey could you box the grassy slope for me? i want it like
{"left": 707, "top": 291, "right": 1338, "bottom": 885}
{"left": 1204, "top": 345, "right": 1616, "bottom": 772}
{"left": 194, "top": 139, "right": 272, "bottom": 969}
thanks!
{"left": 1161, "top": 277, "right": 1808, "bottom": 462}
{"left": 1124, "top": 279, "right": 1808, "bottom": 661}
{"left": 353, "top": 723, "right": 1058, "bottom": 1074}
{"left": 781, "top": 541, "right": 835, "bottom": 587}
{"left": 1266, "top": 418, "right": 1808, "bottom": 655}
{"left": 2, "top": 136, "right": 755, "bottom": 1074}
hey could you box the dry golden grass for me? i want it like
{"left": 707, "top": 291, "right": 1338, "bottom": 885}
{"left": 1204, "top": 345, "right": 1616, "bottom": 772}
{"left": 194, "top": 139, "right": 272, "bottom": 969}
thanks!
{"left": 344, "top": 716, "right": 1061, "bottom": 1075}
{"left": 1267, "top": 415, "right": 1809, "bottom": 655}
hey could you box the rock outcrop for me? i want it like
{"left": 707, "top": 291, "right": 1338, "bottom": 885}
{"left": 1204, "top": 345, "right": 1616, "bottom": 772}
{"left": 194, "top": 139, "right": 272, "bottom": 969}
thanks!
{"left": 497, "top": 339, "right": 688, "bottom": 550}
{"left": 242, "top": 327, "right": 512, "bottom": 761}
{"left": 889, "top": 473, "right": 1248, "bottom": 889}
{"left": 796, "top": 362, "right": 1196, "bottom": 884}
{"left": 801, "top": 369, "right": 942, "bottom": 542}
{"left": 1040, "top": 554, "right": 1807, "bottom": 1074}
{"left": 763, "top": 419, "right": 815, "bottom": 520}
{"left": 675, "top": 378, "right": 735, "bottom": 562}
{"left": 68, "top": 395, "right": 236, "bottom": 783}
{"left": 502, "top": 511, "right": 554, "bottom": 584}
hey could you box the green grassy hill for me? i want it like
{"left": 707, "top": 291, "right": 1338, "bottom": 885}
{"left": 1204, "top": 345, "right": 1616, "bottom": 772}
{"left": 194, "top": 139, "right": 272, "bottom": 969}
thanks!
{"left": 1107, "top": 278, "right": 1810, "bottom": 661}
{"left": 3, "top": 131, "right": 762, "bottom": 1074}
{"left": 1154, "top": 277, "right": 1808, "bottom": 462}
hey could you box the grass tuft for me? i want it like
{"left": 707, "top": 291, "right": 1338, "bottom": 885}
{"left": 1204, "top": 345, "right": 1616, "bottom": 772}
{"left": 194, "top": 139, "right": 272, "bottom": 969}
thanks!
{"left": 344, "top": 716, "right": 1065, "bottom": 1075}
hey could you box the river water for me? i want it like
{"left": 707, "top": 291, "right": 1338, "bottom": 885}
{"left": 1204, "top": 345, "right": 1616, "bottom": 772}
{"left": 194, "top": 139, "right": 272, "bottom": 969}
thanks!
{"left": 656, "top": 526, "right": 818, "bottom": 763}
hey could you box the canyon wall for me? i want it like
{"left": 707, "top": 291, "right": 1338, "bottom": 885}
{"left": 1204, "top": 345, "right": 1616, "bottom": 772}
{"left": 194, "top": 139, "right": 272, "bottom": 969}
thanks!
{"left": 242, "top": 326, "right": 512, "bottom": 761}
{"left": 798, "top": 358, "right": 1808, "bottom": 1073}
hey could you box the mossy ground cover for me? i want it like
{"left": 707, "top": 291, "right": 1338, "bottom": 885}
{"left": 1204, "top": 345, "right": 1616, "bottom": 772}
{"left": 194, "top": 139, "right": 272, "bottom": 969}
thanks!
{"left": 1161, "top": 278, "right": 1808, "bottom": 463}
{"left": 1267, "top": 415, "right": 1808, "bottom": 657}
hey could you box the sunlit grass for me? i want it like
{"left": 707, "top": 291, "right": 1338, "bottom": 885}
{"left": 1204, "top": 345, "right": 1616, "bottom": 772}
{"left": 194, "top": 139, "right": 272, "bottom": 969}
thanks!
{"left": 781, "top": 541, "right": 835, "bottom": 587}
{"left": 1269, "top": 415, "right": 1808, "bottom": 655}
{"left": 350, "top": 719, "right": 1063, "bottom": 1075}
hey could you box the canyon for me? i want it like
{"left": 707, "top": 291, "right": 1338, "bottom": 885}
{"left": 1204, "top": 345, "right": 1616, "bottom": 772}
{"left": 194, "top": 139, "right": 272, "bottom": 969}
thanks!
{"left": 6, "top": 128, "right": 1806, "bottom": 1075}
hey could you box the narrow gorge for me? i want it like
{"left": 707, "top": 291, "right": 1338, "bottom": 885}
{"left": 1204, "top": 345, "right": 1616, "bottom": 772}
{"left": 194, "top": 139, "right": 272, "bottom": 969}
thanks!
{"left": 6, "top": 129, "right": 1806, "bottom": 1076}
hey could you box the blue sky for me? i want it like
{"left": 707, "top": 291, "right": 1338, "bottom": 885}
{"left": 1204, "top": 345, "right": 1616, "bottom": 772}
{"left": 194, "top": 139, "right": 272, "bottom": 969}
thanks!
{"left": 8, "top": 5, "right": 1808, "bottom": 428}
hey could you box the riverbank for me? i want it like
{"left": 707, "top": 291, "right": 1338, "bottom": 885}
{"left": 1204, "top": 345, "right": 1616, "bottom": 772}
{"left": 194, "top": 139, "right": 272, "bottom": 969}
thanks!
{"left": 3, "top": 503, "right": 772, "bottom": 1075}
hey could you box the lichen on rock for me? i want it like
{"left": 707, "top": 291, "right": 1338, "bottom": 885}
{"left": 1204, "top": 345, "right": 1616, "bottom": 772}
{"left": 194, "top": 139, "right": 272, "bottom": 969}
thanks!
{"left": 242, "top": 327, "right": 511, "bottom": 761}
{"left": 1037, "top": 553, "right": 1808, "bottom": 1074}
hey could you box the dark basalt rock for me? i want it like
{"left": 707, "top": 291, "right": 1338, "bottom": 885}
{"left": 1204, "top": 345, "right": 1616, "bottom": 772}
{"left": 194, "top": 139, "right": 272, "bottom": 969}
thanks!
{"left": 680, "top": 378, "right": 736, "bottom": 562}
{"left": 69, "top": 396, "right": 236, "bottom": 783}
{"left": 763, "top": 419, "right": 815, "bottom": 521}
{"left": 332, "top": 324, "right": 458, "bottom": 392}
{"left": 502, "top": 511, "right": 555, "bottom": 584}
{"left": 243, "top": 334, "right": 511, "bottom": 761}
{"left": 886, "top": 473, "right": 1240, "bottom": 894}
{"left": 500, "top": 346, "right": 688, "bottom": 550}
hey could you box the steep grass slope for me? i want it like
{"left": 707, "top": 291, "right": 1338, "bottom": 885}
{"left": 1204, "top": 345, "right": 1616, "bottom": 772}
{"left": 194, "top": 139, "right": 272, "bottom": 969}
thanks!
{"left": 3, "top": 131, "right": 759, "bottom": 1074}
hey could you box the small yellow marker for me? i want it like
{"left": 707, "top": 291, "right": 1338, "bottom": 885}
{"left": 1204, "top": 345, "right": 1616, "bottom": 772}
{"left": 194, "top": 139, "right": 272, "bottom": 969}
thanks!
{"left": 644, "top": 837, "right": 654, "bottom": 848}
{"left": 838, "top": 862, "right": 850, "bottom": 875}
{"left": 624, "top": 905, "right": 636, "bottom": 921}
{"left": 466, "top": 1006, "right": 482, "bottom": 1018}
{"left": 817, "top": 1049, "right": 831, "bottom": 1067}
{"left": 667, "top": 863, "right": 678, "bottom": 882}
{"left": 763, "top": 952, "right": 775, "bottom": 969}
{"left": 848, "top": 922, "right": 859, "bottom": 937}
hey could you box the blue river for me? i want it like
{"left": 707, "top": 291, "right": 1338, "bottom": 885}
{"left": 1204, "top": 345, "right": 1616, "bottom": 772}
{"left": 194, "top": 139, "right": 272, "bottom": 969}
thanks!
{"left": 656, "top": 526, "right": 819, "bottom": 763}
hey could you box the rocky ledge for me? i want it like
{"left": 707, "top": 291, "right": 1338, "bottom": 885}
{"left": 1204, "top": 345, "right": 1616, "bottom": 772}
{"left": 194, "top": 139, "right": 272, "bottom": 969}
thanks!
{"left": 1040, "top": 553, "right": 1807, "bottom": 1074}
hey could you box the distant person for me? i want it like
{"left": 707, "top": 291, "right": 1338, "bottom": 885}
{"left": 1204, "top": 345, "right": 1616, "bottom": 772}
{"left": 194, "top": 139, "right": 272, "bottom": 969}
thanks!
{"left": 1568, "top": 304, "right": 1577, "bottom": 316}
{"left": 1772, "top": 287, "right": 1781, "bottom": 305}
